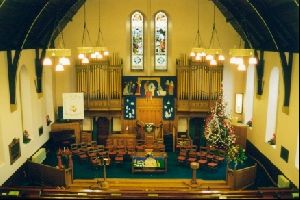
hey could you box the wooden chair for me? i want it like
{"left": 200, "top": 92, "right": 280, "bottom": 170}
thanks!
{"left": 177, "top": 148, "right": 187, "bottom": 165}
{"left": 207, "top": 157, "right": 219, "bottom": 170}
{"left": 115, "top": 153, "right": 124, "bottom": 164}
{"left": 70, "top": 143, "right": 80, "bottom": 156}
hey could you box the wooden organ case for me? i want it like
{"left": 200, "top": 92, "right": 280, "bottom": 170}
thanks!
{"left": 176, "top": 54, "right": 223, "bottom": 112}
{"left": 76, "top": 53, "right": 123, "bottom": 111}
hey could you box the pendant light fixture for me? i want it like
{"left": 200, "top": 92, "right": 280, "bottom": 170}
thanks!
{"left": 43, "top": 9, "right": 71, "bottom": 71}
{"left": 206, "top": 4, "right": 225, "bottom": 66}
{"left": 190, "top": 0, "right": 206, "bottom": 61}
{"left": 77, "top": 1, "right": 109, "bottom": 64}
{"left": 77, "top": 3, "right": 93, "bottom": 64}
{"left": 91, "top": 0, "right": 109, "bottom": 60}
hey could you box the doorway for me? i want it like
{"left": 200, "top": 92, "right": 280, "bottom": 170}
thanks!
{"left": 96, "top": 117, "right": 110, "bottom": 145}
{"left": 189, "top": 117, "right": 206, "bottom": 147}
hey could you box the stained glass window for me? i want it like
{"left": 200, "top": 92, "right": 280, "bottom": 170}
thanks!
{"left": 131, "top": 11, "right": 144, "bottom": 70}
{"left": 154, "top": 11, "right": 168, "bottom": 70}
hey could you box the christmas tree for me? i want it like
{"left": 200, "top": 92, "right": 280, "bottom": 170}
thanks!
{"left": 204, "top": 87, "right": 246, "bottom": 169}
{"left": 204, "top": 89, "right": 235, "bottom": 150}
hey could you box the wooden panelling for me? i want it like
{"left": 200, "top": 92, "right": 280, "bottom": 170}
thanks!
{"left": 51, "top": 122, "right": 81, "bottom": 143}
{"left": 232, "top": 123, "right": 248, "bottom": 149}
{"left": 136, "top": 98, "right": 162, "bottom": 125}
{"left": 81, "top": 131, "right": 92, "bottom": 143}
{"left": 108, "top": 134, "right": 136, "bottom": 146}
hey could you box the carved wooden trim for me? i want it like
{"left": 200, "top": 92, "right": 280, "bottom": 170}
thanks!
{"left": 6, "top": 50, "right": 21, "bottom": 105}
{"left": 255, "top": 50, "right": 264, "bottom": 96}
{"left": 279, "top": 52, "right": 293, "bottom": 114}
{"left": 35, "top": 49, "right": 46, "bottom": 93}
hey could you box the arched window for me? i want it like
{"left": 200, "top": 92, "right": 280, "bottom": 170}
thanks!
{"left": 20, "top": 65, "right": 34, "bottom": 143}
{"left": 131, "top": 11, "right": 144, "bottom": 71}
{"left": 154, "top": 11, "right": 168, "bottom": 71}
{"left": 265, "top": 67, "right": 279, "bottom": 146}
{"left": 244, "top": 65, "right": 255, "bottom": 124}
{"left": 0, "top": 117, "right": 3, "bottom": 163}
{"left": 296, "top": 132, "right": 299, "bottom": 169}
{"left": 43, "top": 66, "right": 55, "bottom": 127}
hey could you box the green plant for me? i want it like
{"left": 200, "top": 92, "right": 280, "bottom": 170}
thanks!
{"left": 226, "top": 145, "right": 247, "bottom": 170}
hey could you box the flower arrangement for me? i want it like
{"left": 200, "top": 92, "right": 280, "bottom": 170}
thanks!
{"left": 23, "top": 130, "right": 31, "bottom": 143}
{"left": 268, "top": 133, "right": 276, "bottom": 145}
{"left": 246, "top": 120, "right": 252, "bottom": 127}
{"left": 226, "top": 145, "right": 247, "bottom": 169}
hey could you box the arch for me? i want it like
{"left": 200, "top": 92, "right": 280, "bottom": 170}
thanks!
{"left": 296, "top": 131, "right": 299, "bottom": 169}
{"left": 43, "top": 67, "right": 54, "bottom": 127}
{"left": 96, "top": 117, "right": 110, "bottom": 145}
{"left": 265, "top": 67, "right": 279, "bottom": 145}
{"left": 0, "top": 116, "right": 3, "bottom": 163}
{"left": 19, "top": 65, "right": 34, "bottom": 142}
{"left": 189, "top": 117, "right": 206, "bottom": 147}
{"left": 244, "top": 64, "right": 255, "bottom": 124}
{"left": 130, "top": 10, "right": 144, "bottom": 71}
{"left": 154, "top": 11, "right": 168, "bottom": 71}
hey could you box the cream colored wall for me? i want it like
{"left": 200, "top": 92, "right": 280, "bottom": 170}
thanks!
{"left": 247, "top": 52, "right": 299, "bottom": 188}
{"left": 55, "top": 0, "right": 240, "bottom": 108}
{"left": 0, "top": 50, "right": 53, "bottom": 185}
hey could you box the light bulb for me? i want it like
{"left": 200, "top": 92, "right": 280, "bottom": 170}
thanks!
{"left": 237, "top": 63, "right": 246, "bottom": 71}
{"left": 210, "top": 59, "right": 217, "bottom": 66}
{"left": 249, "top": 57, "right": 258, "bottom": 65}
{"left": 59, "top": 57, "right": 70, "bottom": 65}
{"left": 55, "top": 64, "right": 64, "bottom": 71}
{"left": 43, "top": 57, "right": 52, "bottom": 66}
{"left": 90, "top": 53, "right": 96, "bottom": 59}
{"left": 218, "top": 55, "right": 225, "bottom": 61}
{"left": 78, "top": 53, "right": 85, "bottom": 59}
{"left": 190, "top": 52, "right": 196, "bottom": 57}
{"left": 199, "top": 52, "right": 206, "bottom": 57}
{"left": 82, "top": 57, "right": 89, "bottom": 64}
{"left": 104, "top": 51, "right": 109, "bottom": 56}
{"left": 206, "top": 54, "right": 213, "bottom": 61}
{"left": 195, "top": 55, "right": 201, "bottom": 61}
{"left": 230, "top": 57, "right": 237, "bottom": 64}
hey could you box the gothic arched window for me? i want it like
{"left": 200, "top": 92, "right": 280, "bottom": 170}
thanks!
{"left": 131, "top": 11, "right": 144, "bottom": 71}
{"left": 265, "top": 67, "right": 279, "bottom": 146}
{"left": 154, "top": 11, "right": 168, "bottom": 71}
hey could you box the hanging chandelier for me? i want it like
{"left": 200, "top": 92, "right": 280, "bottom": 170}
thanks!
{"left": 204, "top": 4, "right": 225, "bottom": 66}
{"left": 43, "top": 30, "right": 71, "bottom": 72}
{"left": 229, "top": 48, "right": 257, "bottom": 71}
{"left": 190, "top": 0, "right": 206, "bottom": 61}
{"left": 77, "top": 1, "right": 109, "bottom": 64}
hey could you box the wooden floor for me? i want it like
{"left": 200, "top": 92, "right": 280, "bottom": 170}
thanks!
{"left": 69, "top": 178, "right": 230, "bottom": 191}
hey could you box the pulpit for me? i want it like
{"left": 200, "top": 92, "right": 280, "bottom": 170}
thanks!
{"left": 144, "top": 123, "right": 155, "bottom": 145}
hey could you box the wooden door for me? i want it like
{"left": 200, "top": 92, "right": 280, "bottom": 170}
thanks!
{"left": 189, "top": 118, "right": 206, "bottom": 147}
{"left": 97, "top": 117, "right": 109, "bottom": 145}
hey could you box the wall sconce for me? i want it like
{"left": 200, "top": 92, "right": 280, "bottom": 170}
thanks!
{"left": 235, "top": 93, "right": 243, "bottom": 114}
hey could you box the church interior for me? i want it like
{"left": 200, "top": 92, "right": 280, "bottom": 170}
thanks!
{"left": 0, "top": 0, "right": 299, "bottom": 199}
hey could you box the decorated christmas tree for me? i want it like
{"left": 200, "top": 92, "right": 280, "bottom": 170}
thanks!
{"left": 204, "top": 87, "right": 246, "bottom": 169}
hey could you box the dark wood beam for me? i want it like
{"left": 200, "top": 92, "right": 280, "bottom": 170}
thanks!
{"left": 255, "top": 50, "right": 264, "bottom": 96}
{"left": 35, "top": 49, "right": 46, "bottom": 93}
{"left": 6, "top": 50, "right": 21, "bottom": 106}
{"left": 279, "top": 52, "right": 293, "bottom": 114}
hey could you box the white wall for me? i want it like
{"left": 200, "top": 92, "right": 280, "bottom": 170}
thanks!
{"left": 0, "top": 50, "right": 54, "bottom": 185}
{"left": 247, "top": 52, "right": 299, "bottom": 188}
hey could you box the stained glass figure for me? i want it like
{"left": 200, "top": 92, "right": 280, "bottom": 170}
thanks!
{"left": 154, "top": 12, "right": 168, "bottom": 70}
{"left": 131, "top": 11, "right": 144, "bottom": 70}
